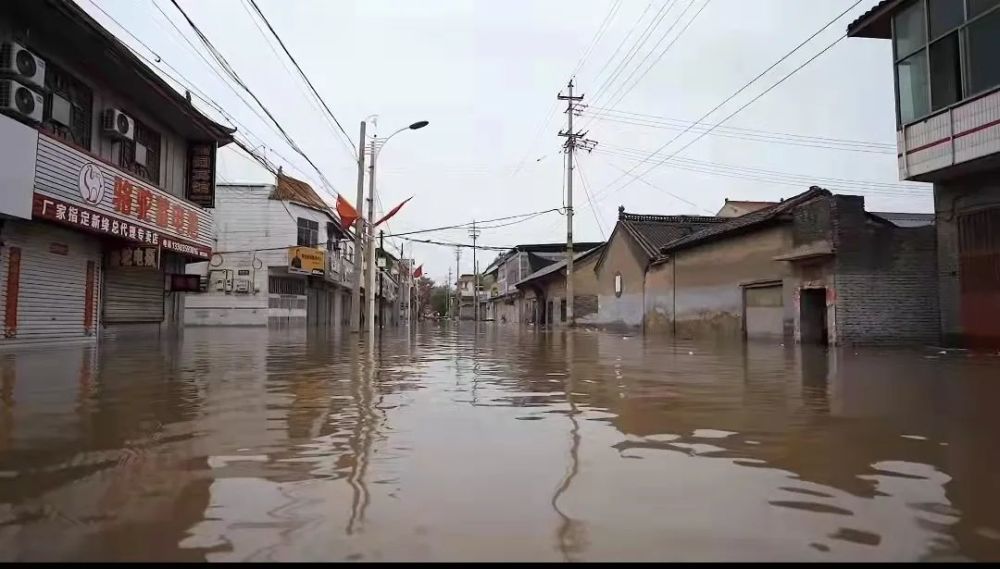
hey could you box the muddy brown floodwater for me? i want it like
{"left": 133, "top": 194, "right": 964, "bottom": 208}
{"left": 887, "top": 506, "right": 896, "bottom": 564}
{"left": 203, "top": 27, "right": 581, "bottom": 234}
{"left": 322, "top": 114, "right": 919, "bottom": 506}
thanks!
{"left": 1, "top": 324, "right": 1000, "bottom": 561}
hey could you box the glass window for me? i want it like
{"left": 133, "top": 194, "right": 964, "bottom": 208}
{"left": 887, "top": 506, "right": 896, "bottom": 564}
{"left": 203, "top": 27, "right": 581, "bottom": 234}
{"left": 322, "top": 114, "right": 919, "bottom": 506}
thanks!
{"left": 42, "top": 60, "right": 92, "bottom": 150}
{"left": 930, "top": 33, "right": 962, "bottom": 109}
{"left": 614, "top": 272, "right": 623, "bottom": 297}
{"left": 929, "top": 0, "right": 965, "bottom": 38}
{"left": 297, "top": 218, "right": 318, "bottom": 247}
{"left": 120, "top": 119, "right": 161, "bottom": 185}
{"left": 966, "top": 7, "right": 1000, "bottom": 94}
{"left": 897, "top": 49, "right": 930, "bottom": 123}
{"left": 968, "top": 0, "right": 1000, "bottom": 17}
{"left": 894, "top": 1, "right": 927, "bottom": 57}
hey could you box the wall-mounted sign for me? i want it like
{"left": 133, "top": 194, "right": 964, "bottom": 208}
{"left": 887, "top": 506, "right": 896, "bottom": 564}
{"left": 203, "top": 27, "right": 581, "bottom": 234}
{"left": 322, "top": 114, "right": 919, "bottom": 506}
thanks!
{"left": 32, "top": 195, "right": 212, "bottom": 260}
{"left": 288, "top": 246, "right": 325, "bottom": 276}
{"left": 186, "top": 141, "right": 216, "bottom": 208}
{"left": 108, "top": 246, "right": 159, "bottom": 269}
{"left": 32, "top": 133, "right": 214, "bottom": 259}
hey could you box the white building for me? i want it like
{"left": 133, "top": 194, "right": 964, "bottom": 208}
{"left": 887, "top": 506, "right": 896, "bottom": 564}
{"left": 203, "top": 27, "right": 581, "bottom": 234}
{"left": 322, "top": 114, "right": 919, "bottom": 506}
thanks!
{"left": 184, "top": 176, "right": 355, "bottom": 328}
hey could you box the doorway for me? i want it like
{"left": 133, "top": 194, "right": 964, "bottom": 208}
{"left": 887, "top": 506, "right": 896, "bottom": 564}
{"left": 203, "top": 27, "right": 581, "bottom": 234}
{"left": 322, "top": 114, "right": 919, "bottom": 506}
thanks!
{"left": 800, "top": 288, "right": 828, "bottom": 345}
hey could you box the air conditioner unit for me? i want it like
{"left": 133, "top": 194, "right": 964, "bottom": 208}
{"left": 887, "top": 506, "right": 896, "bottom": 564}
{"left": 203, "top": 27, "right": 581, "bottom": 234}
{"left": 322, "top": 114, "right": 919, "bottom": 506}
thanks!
{"left": 102, "top": 108, "right": 134, "bottom": 141}
{"left": 0, "top": 42, "right": 46, "bottom": 89}
{"left": 0, "top": 79, "right": 44, "bottom": 122}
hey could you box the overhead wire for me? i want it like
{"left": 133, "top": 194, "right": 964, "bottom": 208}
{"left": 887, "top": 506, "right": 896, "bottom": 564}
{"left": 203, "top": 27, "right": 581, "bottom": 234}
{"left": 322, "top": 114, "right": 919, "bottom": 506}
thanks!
{"left": 581, "top": 0, "right": 706, "bottom": 131}
{"left": 245, "top": 0, "right": 357, "bottom": 159}
{"left": 590, "top": 0, "right": 866, "bottom": 204}
{"left": 569, "top": 0, "right": 623, "bottom": 79}
{"left": 167, "top": 0, "right": 340, "bottom": 196}
{"left": 574, "top": 155, "right": 607, "bottom": 239}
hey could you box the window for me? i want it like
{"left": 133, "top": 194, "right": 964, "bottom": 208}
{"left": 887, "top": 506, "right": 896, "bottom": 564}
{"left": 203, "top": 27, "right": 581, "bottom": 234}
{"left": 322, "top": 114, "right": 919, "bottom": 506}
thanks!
{"left": 42, "top": 60, "right": 92, "bottom": 150}
{"left": 893, "top": 1, "right": 925, "bottom": 56}
{"left": 120, "top": 118, "right": 161, "bottom": 185}
{"left": 560, "top": 299, "right": 567, "bottom": 322}
{"left": 897, "top": 50, "right": 930, "bottom": 123}
{"left": 268, "top": 276, "right": 305, "bottom": 295}
{"left": 614, "top": 272, "right": 623, "bottom": 297}
{"left": 893, "top": 0, "right": 1000, "bottom": 124}
{"left": 297, "top": 218, "right": 318, "bottom": 247}
{"left": 929, "top": 0, "right": 964, "bottom": 38}
{"left": 966, "top": 8, "right": 1000, "bottom": 94}
{"left": 930, "top": 33, "right": 962, "bottom": 109}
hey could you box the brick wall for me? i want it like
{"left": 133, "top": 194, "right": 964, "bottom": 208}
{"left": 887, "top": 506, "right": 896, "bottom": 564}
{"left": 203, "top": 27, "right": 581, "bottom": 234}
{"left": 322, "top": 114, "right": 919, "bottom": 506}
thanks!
{"left": 832, "top": 195, "right": 940, "bottom": 345}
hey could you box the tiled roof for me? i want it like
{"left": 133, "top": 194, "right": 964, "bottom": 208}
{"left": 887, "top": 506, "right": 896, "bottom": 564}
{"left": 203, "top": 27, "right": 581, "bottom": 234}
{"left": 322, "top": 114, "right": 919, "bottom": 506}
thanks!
{"left": 846, "top": 0, "right": 899, "bottom": 39}
{"left": 272, "top": 174, "right": 331, "bottom": 212}
{"left": 657, "top": 187, "right": 831, "bottom": 256}
{"left": 619, "top": 212, "right": 728, "bottom": 259}
{"left": 870, "top": 211, "right": 935, "bottom": 227}
{"left": 514, "top": 244, "right": 605, "bottom": 287}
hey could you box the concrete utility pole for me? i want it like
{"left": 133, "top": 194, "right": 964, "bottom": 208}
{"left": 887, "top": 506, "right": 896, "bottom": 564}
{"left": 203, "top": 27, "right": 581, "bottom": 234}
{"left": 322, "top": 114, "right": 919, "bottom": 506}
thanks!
{"left": 366, "top": 137, "right": 378, "bottom": 344}
{"left": 351, "top": 121, "right": 366, "bottom": 333}
{"left": 558, "top": 80, "right": 596, "bottom": 327}
{"left": 454, "top": 246, "right": 461, "bottom": 321}
{"left": 446, "top": 267, "right": 452, "bottom": 320}
{"left": 469, "top": 220, "right": 480, "bottom": 324}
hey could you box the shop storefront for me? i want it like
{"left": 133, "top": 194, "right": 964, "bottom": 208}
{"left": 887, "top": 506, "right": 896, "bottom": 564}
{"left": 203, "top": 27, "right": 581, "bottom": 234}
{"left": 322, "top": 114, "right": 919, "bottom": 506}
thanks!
{"left": 1, "top": 133, "right": 213, "bottom": 344}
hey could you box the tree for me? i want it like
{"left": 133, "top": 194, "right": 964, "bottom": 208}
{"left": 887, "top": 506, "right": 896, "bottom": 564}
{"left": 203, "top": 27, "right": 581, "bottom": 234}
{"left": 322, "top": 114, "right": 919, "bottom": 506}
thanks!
{"left": 429, "top": 285, "right": 450, "bottom": 317}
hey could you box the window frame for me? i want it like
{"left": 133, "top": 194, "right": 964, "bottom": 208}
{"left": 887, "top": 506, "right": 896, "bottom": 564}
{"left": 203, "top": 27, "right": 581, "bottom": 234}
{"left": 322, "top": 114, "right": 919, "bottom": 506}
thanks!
{"left": 893, "top": 0, "right": 1000, "bottom": 127}
{"left": 119, "top": 117, "right": 162, "bottom": 185}
{"left": 296, "top": 217, "right": 319, "bottom": 248}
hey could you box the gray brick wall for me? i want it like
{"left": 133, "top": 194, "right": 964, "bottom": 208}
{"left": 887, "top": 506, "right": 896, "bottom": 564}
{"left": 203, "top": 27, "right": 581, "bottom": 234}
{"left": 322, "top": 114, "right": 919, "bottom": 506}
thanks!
{"left": 832, "top": 195, "right": 939, "bottom": 345}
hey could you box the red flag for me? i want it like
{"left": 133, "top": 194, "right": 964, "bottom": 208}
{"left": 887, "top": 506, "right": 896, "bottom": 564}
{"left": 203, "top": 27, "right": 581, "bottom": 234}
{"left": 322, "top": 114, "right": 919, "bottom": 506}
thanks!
{"left": 374, "top": 196, "right": 413, "bottom": 227}
{"left": 336, "top": 195, "right": 358, "bottom": 231}
{"left": 412, "top": 265, "right": 423, "bottom": 278}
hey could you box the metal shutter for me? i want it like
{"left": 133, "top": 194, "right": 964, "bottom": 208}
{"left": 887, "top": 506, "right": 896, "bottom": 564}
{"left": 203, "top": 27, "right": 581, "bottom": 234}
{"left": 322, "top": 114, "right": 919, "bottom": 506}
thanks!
{"left": 1, "top": 221, "right": 101, "bottom": 340}
{"left": 103, "top": 268, "right": 164, "bottom": 323}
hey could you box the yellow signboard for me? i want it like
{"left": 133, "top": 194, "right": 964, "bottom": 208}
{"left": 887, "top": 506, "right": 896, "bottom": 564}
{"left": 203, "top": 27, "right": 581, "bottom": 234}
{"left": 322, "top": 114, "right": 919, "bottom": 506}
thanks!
{"left": 288, "top": 246, "right": 325, "bottom": 276}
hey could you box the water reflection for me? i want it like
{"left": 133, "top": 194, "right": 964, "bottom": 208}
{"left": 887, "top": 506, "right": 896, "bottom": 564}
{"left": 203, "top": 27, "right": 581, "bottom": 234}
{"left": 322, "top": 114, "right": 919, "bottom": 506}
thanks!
{"left": 0, "top": 325, "right": 998, "bottom": 560}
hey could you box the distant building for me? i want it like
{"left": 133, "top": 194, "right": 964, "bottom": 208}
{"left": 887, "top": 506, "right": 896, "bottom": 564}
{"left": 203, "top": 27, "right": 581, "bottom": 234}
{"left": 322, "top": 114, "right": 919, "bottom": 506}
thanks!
{"left": 592, "top": 208, "right": 726, "bottom": 328}
{"left": 514, "top": 244, "right": 605, "bottom": 326}
{"left": 482, "top": 242, "right": 603, "bottom": 324}
{"left": 184, "top": 175, "right": 354, "bottom": 328}
{"left": 847, "top": 0, "right": 1000, "bottom": 346}
{"left": 716, "top": 199, "right": 777, "bottom": 218}
{"left": 646, "top": 187, "right": 939, "bottom": 345}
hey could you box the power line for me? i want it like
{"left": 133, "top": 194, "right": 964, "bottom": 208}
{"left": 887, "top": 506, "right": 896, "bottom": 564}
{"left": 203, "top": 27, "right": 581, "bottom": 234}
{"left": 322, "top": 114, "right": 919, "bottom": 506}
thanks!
{"left": 570, "top": 0, "right": 623, "bottom": 79}
{"left": 380, "top": 209, "right": 563, "bottom": 238}
{"left": 585, "top": 105, "right": 894, "bottom": 149}
{"left": 588, "top": 0, "right": 677, "bottom": 107}
{"left": 583, "top": 0, "right": 707, "bottom": 129}
{"left": 574, "top": 155, "right": 607, "bottom": 239}
{"left": 592, "top": 0, "right": 865, "bottom": 200}
{"left": 593, "top": 145, "right": 927, "bottom": 193}
{"left": 585, "top": 1, "right": 655, "bottom": 89}
{"left": 245, "top": 0, "right": 357, "bottom": 159}
{"left": 167, "top": 0, "right": 339, "bottom": 196}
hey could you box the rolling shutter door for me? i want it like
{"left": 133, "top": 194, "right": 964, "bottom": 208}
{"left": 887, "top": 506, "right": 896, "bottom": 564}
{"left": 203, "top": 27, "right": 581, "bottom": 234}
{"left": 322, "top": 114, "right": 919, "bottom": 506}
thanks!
{"left": 1, "top": 221, "right": 100, "bottom": 341}
{"left": 103, "top": 268, "right": 164, "bottom": 323}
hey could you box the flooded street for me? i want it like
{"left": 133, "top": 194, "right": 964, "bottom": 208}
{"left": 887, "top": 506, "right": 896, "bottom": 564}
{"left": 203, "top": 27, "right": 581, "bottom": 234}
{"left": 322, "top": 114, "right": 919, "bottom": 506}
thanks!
{"left": 1, "top": 325, "right": 1000, "bottom": 561}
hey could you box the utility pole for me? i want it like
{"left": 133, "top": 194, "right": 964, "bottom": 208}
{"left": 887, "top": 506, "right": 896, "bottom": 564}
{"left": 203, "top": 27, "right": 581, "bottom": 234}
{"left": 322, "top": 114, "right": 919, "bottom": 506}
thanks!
{"left": 446, "top": 267, "right": 452, "bottom": 320}
{"left": 366, "top": 137, "right": 378, "bottom": 344}
{"left": 379, "top": 230, "right": 385, "bottom": 331}
{"left": 469, "top": 220, "right": 480, "bottom": 325}
{"left": 558, "top": 79, "right": 596, "bottom": 327}
{"left": 351, "top": 121, "right": 366, "bottom": 333}
{"left": 455, "top": 246, "right": 461, "bottom": 321}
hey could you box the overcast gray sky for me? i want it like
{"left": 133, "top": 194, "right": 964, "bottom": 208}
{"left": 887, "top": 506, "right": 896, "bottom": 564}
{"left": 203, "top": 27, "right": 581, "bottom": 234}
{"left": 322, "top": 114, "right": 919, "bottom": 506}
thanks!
{"left": 82, "top": 0, "right": 925, "bottom": 284}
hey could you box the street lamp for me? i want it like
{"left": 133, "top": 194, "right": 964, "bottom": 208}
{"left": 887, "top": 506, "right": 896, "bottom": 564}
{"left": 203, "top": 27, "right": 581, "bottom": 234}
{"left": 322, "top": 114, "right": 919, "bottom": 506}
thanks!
{"left": 366, "top": 120, "right": 429, "bottom": 344}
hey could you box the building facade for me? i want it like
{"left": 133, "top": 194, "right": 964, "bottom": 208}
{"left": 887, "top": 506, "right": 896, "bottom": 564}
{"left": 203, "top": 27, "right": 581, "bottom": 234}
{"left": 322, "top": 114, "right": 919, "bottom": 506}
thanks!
{"left": 0, "top": 0, "right": 231, "bottom": 346}
{"left": 514, "top": 244, "right": 604, "bottom": 327}
{"left": 848, "top": 0, "right": 1000, "bottom": 346}
{"left": 184, "top": 177, "right": 354, "bottom": 328}
{"left": 647, "top": 188, "right": 940, "bottom": 345}
{"left": 592, "top": 209, "right": 726, "bottom": 328}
